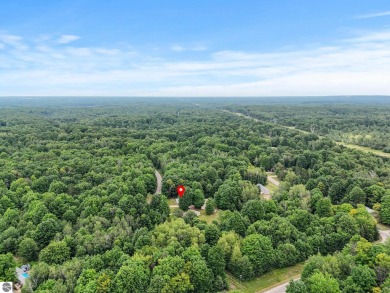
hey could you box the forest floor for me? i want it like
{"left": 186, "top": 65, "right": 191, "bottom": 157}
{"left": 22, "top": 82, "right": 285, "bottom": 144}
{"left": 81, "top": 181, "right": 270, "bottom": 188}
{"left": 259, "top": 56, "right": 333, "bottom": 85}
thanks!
{"left": 224, "top": 110, "right": 390, "bottom": 158}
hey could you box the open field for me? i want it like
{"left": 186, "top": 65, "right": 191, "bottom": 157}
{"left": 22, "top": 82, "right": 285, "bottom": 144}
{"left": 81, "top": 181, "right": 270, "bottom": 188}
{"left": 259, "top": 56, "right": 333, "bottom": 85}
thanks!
{"left": 167, "top": 198, "right": 219, "bottom": 224}
{"left": 335, "top": 142, "right": 390, "bottom": 158}
{"left": 265, "top": 172, "right": 280, "bottom": 197}
{"left": 265, "top": 182, "right": 279, "bottom": 195}
{"left": 227, "top": 263, "right": 304, "bottom": 293}
{"left": 167, "top": 198, "right": 178, "bottom": 206}
{"left": 199, "top": 209, "right": 220, "bottom": 224}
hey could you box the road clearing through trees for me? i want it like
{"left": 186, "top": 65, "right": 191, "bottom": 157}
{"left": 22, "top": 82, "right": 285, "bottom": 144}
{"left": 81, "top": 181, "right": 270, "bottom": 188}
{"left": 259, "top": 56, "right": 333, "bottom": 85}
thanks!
{"left": 223, "top": 110, "right": 390, "bottom": 158}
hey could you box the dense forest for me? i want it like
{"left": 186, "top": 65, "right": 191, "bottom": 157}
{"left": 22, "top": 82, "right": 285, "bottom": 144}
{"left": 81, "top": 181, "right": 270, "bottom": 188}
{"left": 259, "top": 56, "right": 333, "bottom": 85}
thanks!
{"left": 0, "top": 100, "right": 389, "bottom": 292}
{"left": 286, "top": 235, "right": 390, "bottom": 293}
{"left": 222, "top": 104, "right": 390, "bottom": 153}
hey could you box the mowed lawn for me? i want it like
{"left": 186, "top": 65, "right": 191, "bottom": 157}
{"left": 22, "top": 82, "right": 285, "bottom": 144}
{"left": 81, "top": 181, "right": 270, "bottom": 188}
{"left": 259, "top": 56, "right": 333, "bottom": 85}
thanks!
{"left": 167, "top": 197, "right": 178, "bottom": 206}
{"left": 265, "top": 172, "right": 280, "bottom": 197}
{"left": 199, "top": 209, "right": 219, "bottom": 224}
{"left": 265, "top": 181, "right": 279, "bottom": 195}
{"left": 167, "top": 199, "right": 220, "bottom": 224}
{"left": 227, "top": 263, "right": 304, "bottom": 293}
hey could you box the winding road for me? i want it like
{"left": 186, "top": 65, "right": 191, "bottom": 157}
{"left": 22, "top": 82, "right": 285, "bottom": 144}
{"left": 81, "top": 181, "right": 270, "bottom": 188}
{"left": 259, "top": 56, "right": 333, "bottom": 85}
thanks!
{"left": 366, "top": 206, "right": 390, "bottom": 243}
{"left": 154, "top": 170, "right": 179, "bottom": 208}
{"left": 379, "top": 230, "right": 390, "bottom": 243}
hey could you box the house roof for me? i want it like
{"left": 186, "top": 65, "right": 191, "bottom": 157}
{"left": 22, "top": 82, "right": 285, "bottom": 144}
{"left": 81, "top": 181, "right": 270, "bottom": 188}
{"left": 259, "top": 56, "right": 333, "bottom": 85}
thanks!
{"left": 257, "top": 184, "right": 270, "bottom": 194}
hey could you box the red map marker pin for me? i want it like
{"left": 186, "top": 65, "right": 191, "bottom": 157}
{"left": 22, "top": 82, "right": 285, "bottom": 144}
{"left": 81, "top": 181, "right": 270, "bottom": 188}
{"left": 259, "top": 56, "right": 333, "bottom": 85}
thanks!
{"left": 177, "top": 185, "right": 186, "bottom": 197}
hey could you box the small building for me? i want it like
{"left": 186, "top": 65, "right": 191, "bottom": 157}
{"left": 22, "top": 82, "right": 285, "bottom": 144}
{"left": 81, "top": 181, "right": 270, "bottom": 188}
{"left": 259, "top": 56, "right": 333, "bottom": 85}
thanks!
{"left": 257, "top": 184, "right": 270, "bottom": 195}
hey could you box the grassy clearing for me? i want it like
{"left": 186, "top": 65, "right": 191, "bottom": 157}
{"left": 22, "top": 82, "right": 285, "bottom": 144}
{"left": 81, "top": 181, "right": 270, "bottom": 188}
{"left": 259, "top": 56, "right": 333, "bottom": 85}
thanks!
{"left": 266, "top": 172, "right": 280, "bottom": 181}
{"left": 167, "top": 198, "right": 178, "bottom": 206}
{"left": 199, "top": 209, "right": 219, "bottom": 224}
{"left": 335, "top": 142, "right": 390, "bottom": 158}
{"left": 167, "top": 201, "right": 219, "bottom": 224}
{"left": 227, "top": 263, "right": 304, "bottom": 293}
{"left": 285, "top": 126, "right": 309, "bottom": 135}
{"left": 265, "top": 182, "right": 278, "bottom": 195}
{"left": 265, "top": 172, "right": 279, "bottom": 197}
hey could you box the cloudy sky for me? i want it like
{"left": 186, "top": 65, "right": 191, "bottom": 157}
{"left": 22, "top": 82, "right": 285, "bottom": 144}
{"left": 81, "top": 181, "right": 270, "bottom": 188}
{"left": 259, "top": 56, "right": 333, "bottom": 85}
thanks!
{"left": 1, "top": 0, "right": 390, "bottom": 96}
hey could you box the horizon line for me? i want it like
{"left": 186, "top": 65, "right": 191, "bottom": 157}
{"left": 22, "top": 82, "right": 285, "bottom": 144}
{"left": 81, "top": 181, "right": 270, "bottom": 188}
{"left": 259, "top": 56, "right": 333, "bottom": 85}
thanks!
{"left": 0, "top": 95, "right": 390, "bottom": 98}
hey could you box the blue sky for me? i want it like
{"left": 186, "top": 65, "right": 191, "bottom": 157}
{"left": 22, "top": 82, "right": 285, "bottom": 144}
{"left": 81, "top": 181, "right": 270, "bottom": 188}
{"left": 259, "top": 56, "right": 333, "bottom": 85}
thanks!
{"left": 1, "top": 0, "right": 390, "bottom": 96}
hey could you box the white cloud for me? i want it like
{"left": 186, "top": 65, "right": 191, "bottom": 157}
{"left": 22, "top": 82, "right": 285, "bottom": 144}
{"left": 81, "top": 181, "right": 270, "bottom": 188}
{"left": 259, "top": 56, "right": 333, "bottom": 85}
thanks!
{"left": 356, "top": 11, "right": 390, "bottom": 19}
{"left": 57, "top": 35, "right": 80, "bottom": 44}
{"left": 171, "top": 45, "right": 207, "bottom": 52}
{"left": 1, "top": 29, "right": 390, "bottom": 96}
{"left": 66, "top": 47, "right": 92, "bottom": 56}
{"left": 155, "top": 72, "right": 390, "bottom": 97}
{"left": 35, "top": 45, "right": 51, "bottom": 52}
{"left": 0, "top": 34, "right": 28, "bottom": 50}
{"left": 95, "top": 48, "right": 121, "bottom": 55}
{"left": 0, "top": 34, "right": 22, "bottom": 44}
{"left": 346, "top": 30, "right": 390, "bottom": 42}
{"left": 171, "top": 45, "right": 185, "bottom": 52}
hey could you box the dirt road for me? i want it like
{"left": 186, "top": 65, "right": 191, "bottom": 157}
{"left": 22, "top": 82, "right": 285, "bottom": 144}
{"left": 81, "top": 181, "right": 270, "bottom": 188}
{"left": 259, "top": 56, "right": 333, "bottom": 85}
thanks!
{"left": 261, "top": 277, "right": 300, "bottom": 293}
{"left": 154, "top": 170, "right": 179, "bottom": 208}
{"left": 380, "top": 230, "right": 390, "bottom": 243}
{"left": 154, "top": 170, "right": 162, "bottom": 194}
{"left": 267, "top": 176, "right": 280, "bottom": 187}
{"left": 366, "top": 206, "right": 390, "bottom": 243}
